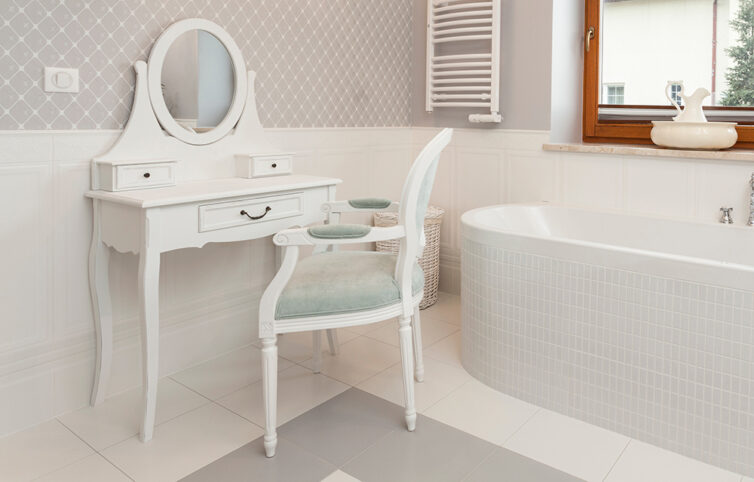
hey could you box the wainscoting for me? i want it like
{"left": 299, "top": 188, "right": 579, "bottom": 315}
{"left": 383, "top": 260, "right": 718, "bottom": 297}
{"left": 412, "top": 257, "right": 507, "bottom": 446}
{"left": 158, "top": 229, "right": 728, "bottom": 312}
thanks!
{"left": 2, "top": 126, "right": 752, "bottom": 437}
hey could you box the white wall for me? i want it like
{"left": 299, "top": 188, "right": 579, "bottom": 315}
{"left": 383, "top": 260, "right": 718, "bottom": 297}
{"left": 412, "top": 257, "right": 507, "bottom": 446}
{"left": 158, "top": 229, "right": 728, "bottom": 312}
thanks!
{"left": 0, "top": 127, "right": 413, "bottom": 438}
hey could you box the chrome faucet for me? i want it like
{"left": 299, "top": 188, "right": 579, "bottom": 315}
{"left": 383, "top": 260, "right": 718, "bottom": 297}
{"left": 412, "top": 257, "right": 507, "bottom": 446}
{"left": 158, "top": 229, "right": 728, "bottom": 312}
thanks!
{"left": 749, "top": 173, "right": 754, "bottom": 226}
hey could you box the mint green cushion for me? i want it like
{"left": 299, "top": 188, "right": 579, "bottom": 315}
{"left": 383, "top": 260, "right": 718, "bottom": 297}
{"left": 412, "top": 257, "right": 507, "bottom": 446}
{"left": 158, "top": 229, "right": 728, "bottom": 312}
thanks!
{"left": 307, "top": 224, "right": 371, "bottom": 239}
{"left": 276, "top": 251, "right": 424, "bottom": 319}
{"left": 348, "top": 198, "right": 392, "bottom": 209}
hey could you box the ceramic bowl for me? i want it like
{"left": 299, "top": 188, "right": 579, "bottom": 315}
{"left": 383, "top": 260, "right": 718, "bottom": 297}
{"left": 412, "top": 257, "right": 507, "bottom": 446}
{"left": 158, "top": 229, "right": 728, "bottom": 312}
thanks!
{"left": 650, "top": 121, "right": 738, "bottom": 150}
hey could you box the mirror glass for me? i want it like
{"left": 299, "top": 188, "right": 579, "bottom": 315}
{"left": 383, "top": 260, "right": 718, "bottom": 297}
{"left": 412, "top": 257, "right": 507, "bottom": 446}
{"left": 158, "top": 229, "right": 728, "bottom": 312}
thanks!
{"left": 160, "top": 30, "right": 235, "bottom": 132}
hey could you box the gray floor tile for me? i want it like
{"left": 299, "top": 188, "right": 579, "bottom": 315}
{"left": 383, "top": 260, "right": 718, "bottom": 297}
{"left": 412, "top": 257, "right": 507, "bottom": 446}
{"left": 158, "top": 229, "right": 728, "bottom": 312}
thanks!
{"left": 342, "top": 414, "right": 497, "bottom": 482}
{"left": 277, "top": 388, "right": 403, "bottom": 466}
{"left": 464, "top": 447, "right": 585, "bottom": 482}
{"left": 180, "top": 437, "right": 336, "bottom": 482}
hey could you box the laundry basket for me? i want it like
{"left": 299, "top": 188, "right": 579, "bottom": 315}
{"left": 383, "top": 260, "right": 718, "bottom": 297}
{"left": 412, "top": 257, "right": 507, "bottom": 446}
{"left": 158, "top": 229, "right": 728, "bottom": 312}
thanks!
{"left": 374, "top": 206, "right": 444, "bottom": 309}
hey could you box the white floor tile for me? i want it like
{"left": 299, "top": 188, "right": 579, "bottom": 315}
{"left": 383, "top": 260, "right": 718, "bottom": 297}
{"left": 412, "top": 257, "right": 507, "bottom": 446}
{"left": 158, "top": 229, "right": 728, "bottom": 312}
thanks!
{"left": 218, "top": 364, "right": 349, "bottom": 427}
{"left": 503, "top": 409, "right": 630, "bottom": 482}
{"left": 321, "top": 469, "right": 362, "bottom": 482}
{"left": 101, "top": 403, "right": 262, "bottom": 482}
{"left": 170, "top": 345, "right": 293, "bottom": 400}
{"left": 302, "top": 336, "right": 400, "bottom": 386}
{"left": 342, "top": 318, "right": 394, "bottom": 335}
{"left": 277, "top": 330, "right": 360, "bottom": 364}
{"left": 59, "top": 377, "right": 208, "bottom": 450}
{"left": 422, "top": 293, "right": 461, "bottom": 325}
{"left": 423, "top": 379, "right": 538, "bottom": 445}
{"left": 357, "top": 357, "right": 472, "bottom": 412}
{"left": 424, "top": 331, "right": 462, "bottom": 367}
{"left": 0, "top": 420, "right": 93, "bottom": 481}
{"left": 364, "top": 316, "right": 458, "bottom": 348}
{"left": 604, "top": 440, "right": 741, "bottom": 482}
{"left": 34, "top": 454, "right": 130, "bottom": 482}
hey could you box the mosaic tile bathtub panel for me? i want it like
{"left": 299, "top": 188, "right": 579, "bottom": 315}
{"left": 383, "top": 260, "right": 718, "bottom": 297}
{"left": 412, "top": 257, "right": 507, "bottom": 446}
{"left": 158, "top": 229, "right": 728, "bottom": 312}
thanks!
{"left": 461, "top": 237, "right": 754, "bottom": 476}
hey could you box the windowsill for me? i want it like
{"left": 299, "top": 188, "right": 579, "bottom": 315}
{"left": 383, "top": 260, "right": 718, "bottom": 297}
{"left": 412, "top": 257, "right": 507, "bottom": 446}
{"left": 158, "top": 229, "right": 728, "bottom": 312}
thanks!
{"left": 542, "top": 143, "right": 754, "bottom": 162}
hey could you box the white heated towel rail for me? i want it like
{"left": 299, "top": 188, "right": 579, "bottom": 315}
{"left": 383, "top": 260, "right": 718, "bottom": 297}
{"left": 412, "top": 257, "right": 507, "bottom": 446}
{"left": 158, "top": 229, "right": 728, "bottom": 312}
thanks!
{"left": 426, "top": 0, "right": 502, "bottom": 123}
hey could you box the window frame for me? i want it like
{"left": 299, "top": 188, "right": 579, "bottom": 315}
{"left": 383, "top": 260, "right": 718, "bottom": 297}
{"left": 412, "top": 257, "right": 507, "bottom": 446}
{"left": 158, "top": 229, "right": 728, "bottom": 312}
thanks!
{"left": 582, "top": 0, "right": 754, "bottom": 148}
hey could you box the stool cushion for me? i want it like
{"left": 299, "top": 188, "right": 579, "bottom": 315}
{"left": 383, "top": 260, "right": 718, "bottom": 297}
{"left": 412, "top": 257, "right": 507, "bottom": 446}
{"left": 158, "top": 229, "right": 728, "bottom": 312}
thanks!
{"left": 307, "top": 224, "right": 371, "bottom": 239}
{"left": 276, "top": 251, "right": 424, "bottom": 319}
{"left": 348, "top": 198, "right": 393, "bottom": 209}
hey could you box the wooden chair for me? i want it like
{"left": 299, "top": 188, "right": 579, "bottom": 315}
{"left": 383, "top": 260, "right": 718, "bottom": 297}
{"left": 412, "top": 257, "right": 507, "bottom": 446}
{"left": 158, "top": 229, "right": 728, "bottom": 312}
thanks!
{"left": 257, "top": 128, "right": 453, "bottom": 457}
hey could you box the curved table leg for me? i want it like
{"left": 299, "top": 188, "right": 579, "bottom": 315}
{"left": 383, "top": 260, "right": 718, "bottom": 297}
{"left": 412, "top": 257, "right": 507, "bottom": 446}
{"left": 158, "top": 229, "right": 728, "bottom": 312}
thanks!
{"left": 138, "top": 235, "right": 161, "bottom": 442}
{"left": 89, "top": 200, "right": 113, "bottom": 406}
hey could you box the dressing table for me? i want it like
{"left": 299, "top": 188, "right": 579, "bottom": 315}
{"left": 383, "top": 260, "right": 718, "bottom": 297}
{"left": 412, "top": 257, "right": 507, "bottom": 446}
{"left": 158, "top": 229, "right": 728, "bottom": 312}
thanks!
{"left": 85, "top": 19, "right": 340, "bottom": 442}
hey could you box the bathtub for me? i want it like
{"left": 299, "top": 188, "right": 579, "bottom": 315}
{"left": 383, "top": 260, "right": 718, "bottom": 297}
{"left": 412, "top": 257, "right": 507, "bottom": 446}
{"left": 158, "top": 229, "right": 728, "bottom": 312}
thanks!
{"left": 460, "top": 204, "right": 754, "bottom": 476}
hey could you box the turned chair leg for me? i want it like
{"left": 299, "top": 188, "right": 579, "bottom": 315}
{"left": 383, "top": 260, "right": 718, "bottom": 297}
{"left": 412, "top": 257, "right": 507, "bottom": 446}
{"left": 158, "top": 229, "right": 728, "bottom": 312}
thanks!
{"left": 398, "top": 315, "right": 417, "bottom": 431}
{"left": 261, "top": 337, "right": 278, "bottom": 457}
{"left": 412, "top": 306, "right": 425, "bottom": 382}
{"left": 326, "top": 329, "right": 339, "bottom": 355}
{"left": 312, "top": 331, "right": 322, "bottom": 373}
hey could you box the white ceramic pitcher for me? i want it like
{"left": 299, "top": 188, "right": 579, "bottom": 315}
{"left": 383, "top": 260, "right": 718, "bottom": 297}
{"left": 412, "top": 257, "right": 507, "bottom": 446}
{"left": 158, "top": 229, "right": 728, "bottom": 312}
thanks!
{"left": 666, "top": 81, "right": 710, "bottom": 123}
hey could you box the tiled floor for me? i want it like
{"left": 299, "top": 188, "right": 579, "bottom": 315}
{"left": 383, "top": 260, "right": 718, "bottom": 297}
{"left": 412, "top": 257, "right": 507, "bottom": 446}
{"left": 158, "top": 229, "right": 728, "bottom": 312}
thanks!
{"left": 0, "top": 293, "right": 748, "bottom": 482}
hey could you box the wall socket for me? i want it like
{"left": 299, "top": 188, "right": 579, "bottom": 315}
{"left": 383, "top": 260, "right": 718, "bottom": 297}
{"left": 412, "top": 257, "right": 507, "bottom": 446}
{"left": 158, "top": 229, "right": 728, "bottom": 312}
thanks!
{"left": 44, "top": 67, "right": 79, "bottom": 93}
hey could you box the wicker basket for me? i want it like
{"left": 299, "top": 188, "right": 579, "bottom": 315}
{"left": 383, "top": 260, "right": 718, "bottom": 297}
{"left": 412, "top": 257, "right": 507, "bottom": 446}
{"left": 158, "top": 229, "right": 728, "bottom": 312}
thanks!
{"left": 374, "top": 206, "right": 444, "bottom": 309}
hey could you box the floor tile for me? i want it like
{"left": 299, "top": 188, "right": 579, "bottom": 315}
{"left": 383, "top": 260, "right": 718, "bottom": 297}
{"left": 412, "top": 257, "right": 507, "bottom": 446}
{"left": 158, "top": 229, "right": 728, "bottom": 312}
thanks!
{"left": 181, "top": 437, "right": 335, "bottom": 482}
{"left": 218, "top": 364, "right": 349, "bottom": 427}
{"left": 277, "top": 330, "right": 360, "bottom": 364}
{"left": 59, "top": 377, "right": 208, "bottom": 450}
{"left": 34, "top": 454, "right": 131, "bottom": 482}
{"left": 342, "top": 414, "right": 496, "bottom": 482}
{"left": 170, "top": 345, "right": 293, "bottom": 400}
{"left": 302, "top": 336, "right": 400, "bottom": 386}
{"left": 342, "top": 318, "right": 394, "bottom": 335}
{"left": 424, "top": 332, "right": 462, "bottom": 367}
{"left": 0, "top": 419, "right": 93, "bottom": 481}
{"left": 321, "top": 470, "right": 362, "bottom": 482}
{"left": 101, "top": 403, "right": 262, "bottom": 482}
{"left": 423, "top": 379, "right": 538, "bottom": 445}
{"left": 604, "top": 440, "right": 741, "bottom": 482}
{"left": 464, "top": 447, "right": 584, "bottom": 482}
{"left": 278, "top": 388, "right": 402, "bottom": 466}
{"left": 364, "top": 316, "right": 458, "bottom": 348}
{"left": 422, "top": 293, "right": 461, "bottom": 325}
{"left": 503, "top": 409, "right": 630, "bottom": 482}
{"left": 357, "top": 357, "right": 472, "bottom": 412}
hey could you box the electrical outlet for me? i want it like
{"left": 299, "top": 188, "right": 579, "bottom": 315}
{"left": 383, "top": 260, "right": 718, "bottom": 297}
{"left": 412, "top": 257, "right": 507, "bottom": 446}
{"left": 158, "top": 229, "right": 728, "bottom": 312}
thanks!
{"left": 44, "top": 67, "right": 79, "bottom": 93}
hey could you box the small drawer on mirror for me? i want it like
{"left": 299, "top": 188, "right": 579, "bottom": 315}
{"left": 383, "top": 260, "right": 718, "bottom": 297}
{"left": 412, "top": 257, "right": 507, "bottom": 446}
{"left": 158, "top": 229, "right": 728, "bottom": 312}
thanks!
{"left": 198, "top": 192, "right": 303, "bottom": 232}
{"left": 96, "top": 160, "right": 176, "bottom": 192}
{"left": 235, "top": 154, "right": 293, "bottom": 178}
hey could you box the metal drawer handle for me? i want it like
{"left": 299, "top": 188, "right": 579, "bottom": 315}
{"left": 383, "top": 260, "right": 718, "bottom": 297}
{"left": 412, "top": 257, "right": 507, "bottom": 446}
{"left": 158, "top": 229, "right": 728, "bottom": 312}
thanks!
{"left": 271, "top": 163, "right": 277, "bottom": 168}
{"left": 240, "top": 206, "right": 271, "bottom": 220}
{"left": 143, "top": 172, "right": 151, "bottom": 178}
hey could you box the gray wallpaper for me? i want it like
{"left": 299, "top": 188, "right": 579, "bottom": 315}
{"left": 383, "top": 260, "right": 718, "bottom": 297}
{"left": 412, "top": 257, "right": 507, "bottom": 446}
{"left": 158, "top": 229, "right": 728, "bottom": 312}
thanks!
{"left": 0, "top": 0, "right": 413, "bottom": 130}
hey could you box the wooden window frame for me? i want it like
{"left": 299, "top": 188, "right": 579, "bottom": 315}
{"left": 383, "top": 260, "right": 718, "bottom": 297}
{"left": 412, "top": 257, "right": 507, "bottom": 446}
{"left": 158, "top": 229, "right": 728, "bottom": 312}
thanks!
{"left": 582, "top": 0, "right": 754, "bottom": 149}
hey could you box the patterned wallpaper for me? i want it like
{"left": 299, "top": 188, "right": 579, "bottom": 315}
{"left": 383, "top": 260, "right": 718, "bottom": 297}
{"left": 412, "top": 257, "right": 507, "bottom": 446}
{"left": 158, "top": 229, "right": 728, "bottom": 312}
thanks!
{"left": 0, "top": 0, "right": 413, "bottom": 130}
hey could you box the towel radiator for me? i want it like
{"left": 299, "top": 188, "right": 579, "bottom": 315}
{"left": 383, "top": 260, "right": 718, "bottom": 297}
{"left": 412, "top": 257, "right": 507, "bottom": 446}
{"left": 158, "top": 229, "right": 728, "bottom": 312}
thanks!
{"left": 425, "top": 0, "right": 502, "bottom": 123}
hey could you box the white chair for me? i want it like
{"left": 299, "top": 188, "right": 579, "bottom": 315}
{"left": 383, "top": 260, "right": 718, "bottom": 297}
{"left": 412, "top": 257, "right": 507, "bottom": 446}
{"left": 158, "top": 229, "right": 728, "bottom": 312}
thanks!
{"left": 257, "top": 128, "right": 452, "bottom": 457}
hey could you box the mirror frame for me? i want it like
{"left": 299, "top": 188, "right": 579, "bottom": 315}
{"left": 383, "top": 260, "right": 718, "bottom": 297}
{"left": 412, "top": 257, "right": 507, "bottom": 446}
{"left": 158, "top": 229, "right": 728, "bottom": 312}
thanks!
{"left": 147, "top": 18, "right": 247, "bottom": 145}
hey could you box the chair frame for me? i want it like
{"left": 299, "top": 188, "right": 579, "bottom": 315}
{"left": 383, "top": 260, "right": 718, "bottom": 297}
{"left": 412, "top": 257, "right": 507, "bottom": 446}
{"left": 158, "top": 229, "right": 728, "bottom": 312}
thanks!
{"left": 257, "top": 128, "right": 453, "bottom": 457}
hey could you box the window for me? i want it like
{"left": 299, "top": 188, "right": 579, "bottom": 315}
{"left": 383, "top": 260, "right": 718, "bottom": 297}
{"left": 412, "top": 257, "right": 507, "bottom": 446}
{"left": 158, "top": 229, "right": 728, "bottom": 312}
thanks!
{"left": 670, "top": 83, "right": 682, "bottom": 106}
{"left": 583, "top": 0, "right": 754, "bottom": 147}
{"left": 605, "top": 84, "right": 625, "bottom": 105}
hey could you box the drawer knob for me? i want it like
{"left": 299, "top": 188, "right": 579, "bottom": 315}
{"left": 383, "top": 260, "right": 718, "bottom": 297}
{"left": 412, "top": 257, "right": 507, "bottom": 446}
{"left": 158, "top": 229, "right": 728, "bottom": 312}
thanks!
{"left": 143, "top": 172, "right": 151, "bottom": 178}
{"left": 240, "top": 206, "right": 272, "bottom": 220}
{"left": 271, "top": 163, "right": 277, "bottom": 168}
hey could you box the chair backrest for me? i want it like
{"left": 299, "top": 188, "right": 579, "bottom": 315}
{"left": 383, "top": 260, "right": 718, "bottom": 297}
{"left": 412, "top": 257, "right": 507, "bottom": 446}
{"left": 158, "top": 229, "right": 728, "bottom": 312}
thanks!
{"left": 394, "top": 128, "right": 453, "bottom": 315}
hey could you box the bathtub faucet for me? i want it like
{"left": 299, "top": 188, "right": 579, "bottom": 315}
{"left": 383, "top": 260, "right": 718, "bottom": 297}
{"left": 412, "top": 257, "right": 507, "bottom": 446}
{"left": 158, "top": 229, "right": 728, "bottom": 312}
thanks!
{"left": 749, "top": 173, "right": 754, "bottom": 226}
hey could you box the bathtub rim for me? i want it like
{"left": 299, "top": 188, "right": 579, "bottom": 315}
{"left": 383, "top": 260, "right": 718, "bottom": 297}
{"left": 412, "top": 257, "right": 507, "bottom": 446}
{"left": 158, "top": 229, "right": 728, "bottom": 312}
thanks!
{"left": 461, "top": 203, "right": 754, "bottom": 292}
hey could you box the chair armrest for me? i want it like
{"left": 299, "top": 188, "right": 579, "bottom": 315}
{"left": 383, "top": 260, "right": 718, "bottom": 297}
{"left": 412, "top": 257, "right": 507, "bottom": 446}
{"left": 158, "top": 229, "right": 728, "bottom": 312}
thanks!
{"left": 321, "top": 199, "right": 399, "bottom": 214}
{"left": 273, "top": 224, "right": 405, "bottom": 247}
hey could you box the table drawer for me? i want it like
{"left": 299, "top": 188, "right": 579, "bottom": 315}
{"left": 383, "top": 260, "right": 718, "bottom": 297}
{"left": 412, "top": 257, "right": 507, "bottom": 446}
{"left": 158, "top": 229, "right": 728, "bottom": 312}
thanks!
{"left": 198, "top": 192, "right": 303, "bottom": 232}
{"left": 236, "top": 154, "right": 293, "bottom": 178}
{"left": 115, "top": 162, "right": 175, "bottom": 190}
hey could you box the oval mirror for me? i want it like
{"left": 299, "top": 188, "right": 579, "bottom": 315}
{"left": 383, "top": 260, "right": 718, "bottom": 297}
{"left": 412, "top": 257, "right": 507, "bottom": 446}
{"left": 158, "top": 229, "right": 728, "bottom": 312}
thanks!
{"left": 148, "top": 19, "right": 247, "bottom": 145}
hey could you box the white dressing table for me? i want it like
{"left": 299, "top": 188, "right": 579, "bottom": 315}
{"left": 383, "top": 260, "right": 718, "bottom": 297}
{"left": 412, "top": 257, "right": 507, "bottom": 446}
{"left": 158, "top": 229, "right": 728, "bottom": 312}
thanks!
{"left": 86, "top": 19, "right": 340, "bottom": 442}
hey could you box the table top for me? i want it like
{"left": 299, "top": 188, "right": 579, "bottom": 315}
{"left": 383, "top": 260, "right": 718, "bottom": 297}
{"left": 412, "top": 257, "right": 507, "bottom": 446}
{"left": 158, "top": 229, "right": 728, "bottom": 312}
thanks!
{"left": 85, "top": 175, "right": 342, "bottom": 208}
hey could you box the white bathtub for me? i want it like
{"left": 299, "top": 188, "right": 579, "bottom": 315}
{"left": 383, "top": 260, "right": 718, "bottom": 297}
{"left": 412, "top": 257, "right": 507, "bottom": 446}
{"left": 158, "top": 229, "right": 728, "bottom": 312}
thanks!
{"left": 460, "top": 204, "right": 754, "bottom": 476}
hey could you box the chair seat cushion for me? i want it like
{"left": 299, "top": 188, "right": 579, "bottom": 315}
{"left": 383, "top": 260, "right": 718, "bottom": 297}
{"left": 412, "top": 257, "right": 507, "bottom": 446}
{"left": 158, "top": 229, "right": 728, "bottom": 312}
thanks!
{"left": 276, "top": 251, "right": 424, "bottom": 320}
